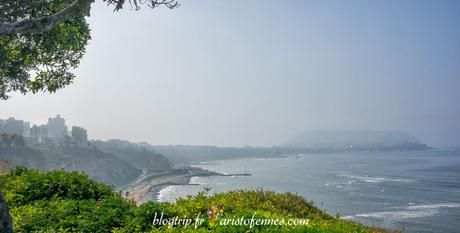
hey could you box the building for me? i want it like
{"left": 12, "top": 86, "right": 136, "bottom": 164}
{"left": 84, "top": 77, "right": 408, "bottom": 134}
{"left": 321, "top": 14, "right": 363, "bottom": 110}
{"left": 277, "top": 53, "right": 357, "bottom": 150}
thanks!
{"left": 47, "top": 115, "right": 67, "bottom": 138}
{"left": 30, "top": 124, "right": 48, "bottom": 137}
{"left": 71, "top": 126, "right": 88, "bottom": 145}
{"left": 1, "top": 115, "right": 90, "bottom": 148}
{"left": 0, "top": 119, "right": 5, "bottom": 134}
{"left": 3, "top": 117, "right": 25, "bottom": 135}
{"left": 72, "top": 126, "right": 88, "bottom": 142}
{"left": 0, "top": 118, "right": 30, "bottom": 137}
{"left": 26, "top": 124, "right": 48, "bottom": 145}
{"left": 23, "top": 122, "right": 30, "bottom": 137}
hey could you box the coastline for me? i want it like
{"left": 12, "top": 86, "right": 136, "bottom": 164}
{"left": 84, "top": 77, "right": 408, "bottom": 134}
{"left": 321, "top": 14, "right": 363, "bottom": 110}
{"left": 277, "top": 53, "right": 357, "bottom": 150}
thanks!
{"left": 123, "top": 166, "right": 250, "bottom": 204}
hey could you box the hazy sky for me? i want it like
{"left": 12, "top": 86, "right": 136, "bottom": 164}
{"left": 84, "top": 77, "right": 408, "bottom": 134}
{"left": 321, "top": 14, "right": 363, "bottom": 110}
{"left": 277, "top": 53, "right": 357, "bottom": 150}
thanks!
{"left": 1, "top": 0, "right": 459, "bottom": 147}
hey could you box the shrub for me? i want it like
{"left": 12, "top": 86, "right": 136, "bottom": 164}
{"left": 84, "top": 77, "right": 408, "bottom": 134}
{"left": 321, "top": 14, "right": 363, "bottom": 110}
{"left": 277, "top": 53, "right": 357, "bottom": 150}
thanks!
{"left": 0, "top": 167, "right": 397, "bottom": 233}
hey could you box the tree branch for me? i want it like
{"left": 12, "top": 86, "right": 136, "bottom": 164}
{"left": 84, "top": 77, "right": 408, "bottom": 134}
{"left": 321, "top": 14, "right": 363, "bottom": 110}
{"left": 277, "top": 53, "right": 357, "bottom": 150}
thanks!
{"left": 0, "top": 0, "right": 179, "bottom": 35}
{"left": 0, "top": 0, "right": 95, "bottom": 35}
{"left": 105, "top": 0, "right": 179, "bottom": 11}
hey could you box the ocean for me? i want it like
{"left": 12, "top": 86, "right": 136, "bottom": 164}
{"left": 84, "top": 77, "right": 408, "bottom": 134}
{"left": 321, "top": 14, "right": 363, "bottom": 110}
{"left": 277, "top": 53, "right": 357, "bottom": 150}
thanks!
{"left": 156, "top": 149, "right": 460, "bottom": 233}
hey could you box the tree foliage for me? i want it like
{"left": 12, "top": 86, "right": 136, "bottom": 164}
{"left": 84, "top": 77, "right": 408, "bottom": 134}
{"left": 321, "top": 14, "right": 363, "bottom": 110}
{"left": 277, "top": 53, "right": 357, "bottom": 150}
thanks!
{"left": 0, "top": 133, "right": 26, "bottom": 147}
{"left": 0, "top": 0, "right": 178, "bottom": 100}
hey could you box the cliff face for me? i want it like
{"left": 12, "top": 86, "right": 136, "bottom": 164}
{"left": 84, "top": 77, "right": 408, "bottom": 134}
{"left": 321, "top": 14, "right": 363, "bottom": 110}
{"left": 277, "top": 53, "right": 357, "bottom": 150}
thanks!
{"left": 283, "top": 130, "right": 431, "bottom": 151}
{"left": 42, "top": 147, "right": 142, "bottom": 186}
{"left": 0, "top": 136, "right": 173, "bottom": 187}
{"left": 0, "top": 146, "right": 141, "bottom": 187}
{"left": 91, "top": 139, "right": 171, "bottom": 173}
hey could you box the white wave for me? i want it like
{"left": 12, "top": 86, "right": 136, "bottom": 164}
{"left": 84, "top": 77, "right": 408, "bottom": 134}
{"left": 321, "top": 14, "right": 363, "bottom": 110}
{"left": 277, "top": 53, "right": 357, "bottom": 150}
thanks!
{"left": 156, "top": 186, "right": 177, "bottom": 202}
{"left": 405, "top": 203, "right": 460, "bottom": 210}
{"left": 324, "top": 183, "right": 343, "bottom": 189}
{"left": 337, "top": 174, "right": 415, "bottom": 183}
{"left": 324, "top": 180, "right": 356, "bottom": 189}
{"left": 342, "top": 203, "right": 460, "bottom": 221}
{"left": 189, "top": 177, "right": 208, "bottom": 185}
{"left": 189, "top": 181, "right": 208, "bottom": 185}
{"left": 343, "top": 209, "right": 437, "bottom": 220}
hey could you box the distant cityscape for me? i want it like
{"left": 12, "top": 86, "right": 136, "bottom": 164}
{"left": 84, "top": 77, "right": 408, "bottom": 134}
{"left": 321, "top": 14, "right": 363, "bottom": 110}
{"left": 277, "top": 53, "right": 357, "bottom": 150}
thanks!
{"left": 0, "top": 115, "right": 89, "bottom": 147}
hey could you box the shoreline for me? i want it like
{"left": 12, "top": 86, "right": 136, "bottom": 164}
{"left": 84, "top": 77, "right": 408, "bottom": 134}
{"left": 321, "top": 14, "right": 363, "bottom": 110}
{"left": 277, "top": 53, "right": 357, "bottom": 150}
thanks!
{"left": 123, "top": 166, "right": 250, "bottom": 204}
{"left": 148, "top": 180, "right": 202, "bottom": 202}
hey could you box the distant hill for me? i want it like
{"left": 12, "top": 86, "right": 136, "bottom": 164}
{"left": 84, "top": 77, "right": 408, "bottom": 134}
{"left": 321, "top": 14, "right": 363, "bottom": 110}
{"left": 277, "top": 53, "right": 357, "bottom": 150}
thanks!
{"left": 283, "top": 130, "right": 431, "bottom": 151}
{"left": 151, "top": 145, "right": 284, "bottom": 164}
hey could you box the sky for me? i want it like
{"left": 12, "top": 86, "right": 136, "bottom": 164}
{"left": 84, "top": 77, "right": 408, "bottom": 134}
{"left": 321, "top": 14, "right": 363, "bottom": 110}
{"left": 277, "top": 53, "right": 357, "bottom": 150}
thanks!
{"left": 1, "top": 0, "right": 459, "bottom": 147}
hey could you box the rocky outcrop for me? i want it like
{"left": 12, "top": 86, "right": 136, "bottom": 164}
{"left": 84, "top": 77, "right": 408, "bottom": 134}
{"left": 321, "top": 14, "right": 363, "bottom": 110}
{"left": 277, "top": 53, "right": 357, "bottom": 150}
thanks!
{"left": 0, "top": 192, "right": 13, "bottom": 233}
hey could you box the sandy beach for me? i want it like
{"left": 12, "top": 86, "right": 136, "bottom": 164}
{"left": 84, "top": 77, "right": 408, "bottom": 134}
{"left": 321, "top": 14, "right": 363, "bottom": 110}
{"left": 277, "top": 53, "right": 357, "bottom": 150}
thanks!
{"left": 122, "top": 166, "right": 250, "bottom": 204}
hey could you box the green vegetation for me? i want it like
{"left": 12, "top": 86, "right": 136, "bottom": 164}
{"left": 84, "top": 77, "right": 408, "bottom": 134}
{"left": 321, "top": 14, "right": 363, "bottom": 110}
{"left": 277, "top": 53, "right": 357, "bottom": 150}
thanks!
{"left": 0, "top": 0, "right": 90, "bottom": 100}
{"left": 0, "top": 134, "right": 26, "bottom": 147}
{"left": 91, "top": 139, "right": 171, "bottom": 173}
{"left": 1, "top": 135, "right": 178, "bottom": 186}
{"left": 0, "top": 0, "right": 178, "bottom": 100}
{"left": 0, "top": 144, "right": 142, "bottom": 187}
{"left": 0, "top": 167, "right": 398, "bottom": 232}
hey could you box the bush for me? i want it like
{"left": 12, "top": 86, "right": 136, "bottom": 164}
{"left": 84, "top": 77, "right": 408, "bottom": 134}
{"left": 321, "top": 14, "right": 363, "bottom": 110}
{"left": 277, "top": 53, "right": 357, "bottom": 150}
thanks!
{"left": 0, "top": 167, "right": 396, "bottom": 232}
{"left": 0, "top": 167, "right": 113, "bottom": 207}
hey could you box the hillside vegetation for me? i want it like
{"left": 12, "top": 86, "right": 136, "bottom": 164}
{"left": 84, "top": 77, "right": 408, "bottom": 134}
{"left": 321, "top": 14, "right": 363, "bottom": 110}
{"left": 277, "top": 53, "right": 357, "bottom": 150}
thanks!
{"left": 0, "top": 167, "right": 398, "bottom": 233}
{"left": 91, "top": 139, "right": 171, "bottom": 173}
{"left": 0, "top": 135, "right": 178, "bottom": 187}
{"left": 0, "top": 143, "right": 141, "bottom": 186}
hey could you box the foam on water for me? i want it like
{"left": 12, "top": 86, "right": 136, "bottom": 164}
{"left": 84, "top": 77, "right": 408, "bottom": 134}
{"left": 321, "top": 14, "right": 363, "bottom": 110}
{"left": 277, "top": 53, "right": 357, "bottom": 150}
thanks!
{"left": 343, "top": 210, "right": 437, "bottom": 220}
{"left": 405, "top": 203, "right": 460, "bottom": 210}
{"left": 343, "top": 203, "right": 460, "bottom": 221}
{"left": 337, "top": 174, "right": 415, "bottom": 183}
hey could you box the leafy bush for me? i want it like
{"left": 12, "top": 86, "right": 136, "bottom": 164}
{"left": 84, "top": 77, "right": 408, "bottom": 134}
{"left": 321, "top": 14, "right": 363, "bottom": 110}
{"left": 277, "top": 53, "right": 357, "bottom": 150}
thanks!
{"left": 0, "top": 167, "right": 397, "bottom": 232}
{"left": 174, "top": 190, "right": 331, "bottom": 220}
{"left": 0, "top": 167, "right": 113, "bottom": 207}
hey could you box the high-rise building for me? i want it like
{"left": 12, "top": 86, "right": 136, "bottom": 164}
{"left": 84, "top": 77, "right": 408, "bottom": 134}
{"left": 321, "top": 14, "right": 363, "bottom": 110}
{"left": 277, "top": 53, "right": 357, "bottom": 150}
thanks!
{"left": 1, "top": 116, "right": 90, "bottom": 147}
{"left": 0, "top": 119, "right": 5, "bottom": 132}
{"left": 71, "top": 126, "right": 88, "bottom": 146}
{"left": 4, "top": 117, "right": 25, "bottom": 135}
{"left": 23, "top": 122, "right": 30, "bottom": 137}
{"left": 47, "top": 115, "right": 67, "bottom": 138}
{"left": 30, "top": 124, "right": 48, "bottom": 137}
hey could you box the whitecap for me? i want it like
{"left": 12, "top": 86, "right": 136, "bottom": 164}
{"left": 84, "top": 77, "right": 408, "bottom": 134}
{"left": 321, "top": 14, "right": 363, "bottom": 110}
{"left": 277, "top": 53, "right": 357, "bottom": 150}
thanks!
{"left": 405, "top": 203, "right": 460, "bottom": 210}
{"left": 352, "top": 209, "right": 437, "bottom": 219}
{"left": 342, "top": 203, "right": 460, "bottom": 221}
{"left": 337, "top": 174, "right": 415, "bottom": 183}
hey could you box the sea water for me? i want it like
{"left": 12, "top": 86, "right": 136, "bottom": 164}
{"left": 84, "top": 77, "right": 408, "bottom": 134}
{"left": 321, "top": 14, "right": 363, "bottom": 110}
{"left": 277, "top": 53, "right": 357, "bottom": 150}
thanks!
{"left": 157, "top": 149, "right": 460, "bottom": 233}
